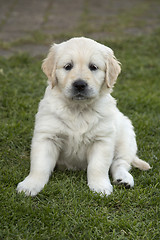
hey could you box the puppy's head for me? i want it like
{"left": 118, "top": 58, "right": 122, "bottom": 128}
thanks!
{"left": 42, "top": 37, "right": 121, "bottom": 101}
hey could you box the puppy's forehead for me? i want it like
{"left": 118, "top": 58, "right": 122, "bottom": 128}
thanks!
{"left": 56, "top": 37, "right": 109, "bottom": 65}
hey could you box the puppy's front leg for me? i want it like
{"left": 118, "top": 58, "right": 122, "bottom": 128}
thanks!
{"left": 17, "top": 135, "right": 59, "bottom": 196}
{"left": 87, "top": 140, "right": 114, "bottom": 196}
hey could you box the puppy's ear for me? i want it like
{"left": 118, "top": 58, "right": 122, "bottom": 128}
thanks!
{"left": 42, "top": 44, "right": 57, "bottom": 87}
{"left": 105, "top": 49, "right": 121, "bottom": 88}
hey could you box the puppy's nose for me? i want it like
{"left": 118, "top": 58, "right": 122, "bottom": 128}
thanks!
{"left": 73, "top": 79, "right": 88, "bottom": 92}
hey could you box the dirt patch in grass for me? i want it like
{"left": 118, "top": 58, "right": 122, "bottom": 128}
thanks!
{"left": 0, "top": 0, "right": 160, "bottom": 56}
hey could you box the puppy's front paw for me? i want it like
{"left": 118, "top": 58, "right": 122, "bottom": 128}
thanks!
{"left": 17, "top": 174, "right": 47, "bottom": 196}
{"left": 88, "top": 179, "right": 113, "bottom": 196}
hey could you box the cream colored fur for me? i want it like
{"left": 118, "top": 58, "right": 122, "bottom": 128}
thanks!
{"left": 17, "top": 37, "right": 150, "bottom": 196}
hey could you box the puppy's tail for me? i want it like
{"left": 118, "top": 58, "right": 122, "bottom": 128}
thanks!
{"left": 132, "top": 156, "right": 151, "bottom": 170}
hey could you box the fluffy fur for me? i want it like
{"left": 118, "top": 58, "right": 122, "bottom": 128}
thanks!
{"left": 17, "top": 37, "right": 150, "bottom": 196}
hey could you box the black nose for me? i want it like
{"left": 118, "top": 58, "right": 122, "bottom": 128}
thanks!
{"left": 73, "top": 79, "right": 88, "bottom": 92}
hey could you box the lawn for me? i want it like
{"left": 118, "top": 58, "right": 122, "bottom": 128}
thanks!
{"left": 0, "top": 31, "right": 160, "bottom": 239}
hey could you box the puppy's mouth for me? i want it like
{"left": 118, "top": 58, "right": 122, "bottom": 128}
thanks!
{"left": 72, "top": 93, "right": 88, "bottom": 101}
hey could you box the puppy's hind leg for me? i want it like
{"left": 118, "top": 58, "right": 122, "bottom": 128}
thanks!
{"left": 110, "top": 139, "right": 151, "bottom": 189}
{"left": 110, "top": 159, "right": 134, "bottom": 189}
{"left": 110, "top": 116, "right": 139, "bottom": 189}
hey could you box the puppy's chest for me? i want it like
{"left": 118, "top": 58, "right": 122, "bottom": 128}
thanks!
{"left": 58, "top": 126, "right": 93, "bottom": 170}
{"left": 64, "top": 122, "right": 94, "bottom": 152}
{"left": 60, "top": 114, "right": 98, "bottom": 159}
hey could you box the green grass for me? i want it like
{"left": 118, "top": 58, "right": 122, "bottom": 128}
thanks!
{"left": 0, "top": 32, "right": 160, "bottom": 240}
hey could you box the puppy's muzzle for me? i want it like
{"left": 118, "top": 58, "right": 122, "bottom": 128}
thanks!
{"left": 72, "top": 79, "right": 88, "bottom": 100}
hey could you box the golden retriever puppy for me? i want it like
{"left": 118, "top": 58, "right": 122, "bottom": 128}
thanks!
{"left": 17, "top": 37, "right": 150, "bottom": 196}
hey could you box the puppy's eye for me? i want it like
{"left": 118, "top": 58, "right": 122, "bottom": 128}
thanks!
{"left": 89, "top": 63, "right": 98, "bottom": 71}
{"left": 64, "top": 63, "right": 73, "bottom": 71}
